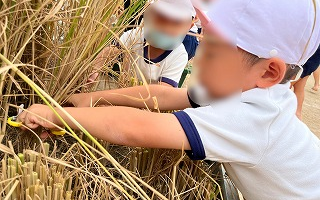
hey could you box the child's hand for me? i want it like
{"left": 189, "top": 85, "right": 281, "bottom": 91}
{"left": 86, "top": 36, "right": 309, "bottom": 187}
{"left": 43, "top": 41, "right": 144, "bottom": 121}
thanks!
{"left": 87, "top": 72, "right": 99, "bottom": 84}
{"left": 17, "top": 104, "right": 58, "bottom": 130}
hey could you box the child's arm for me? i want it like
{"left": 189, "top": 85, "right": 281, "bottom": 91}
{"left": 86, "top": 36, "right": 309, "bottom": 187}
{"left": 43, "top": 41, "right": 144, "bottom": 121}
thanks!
{"left": 18, "top": 105, "right": 191, "bottom": 150}
{"left": 69, "top": 85, "right": 191, "bottom": 111}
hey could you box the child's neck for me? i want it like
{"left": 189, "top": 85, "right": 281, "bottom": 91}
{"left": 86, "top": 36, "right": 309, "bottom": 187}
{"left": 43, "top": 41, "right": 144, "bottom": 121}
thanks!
{"left": 147, "top": 45, "right": 166, "bottom": 60}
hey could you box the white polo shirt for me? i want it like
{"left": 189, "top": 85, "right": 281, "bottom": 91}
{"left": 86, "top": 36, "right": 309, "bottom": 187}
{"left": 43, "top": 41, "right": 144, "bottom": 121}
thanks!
{"left": 119, "top": 28, "right": 188, "bottom": 87}
{"left": 173, "top": 83, "right": 320, "bottom": 200}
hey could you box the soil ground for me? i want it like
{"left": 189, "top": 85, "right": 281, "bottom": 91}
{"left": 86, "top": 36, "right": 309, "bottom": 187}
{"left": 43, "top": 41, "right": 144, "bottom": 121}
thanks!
{"left": 302, "top": 77, "right": 320, "bottom": 138}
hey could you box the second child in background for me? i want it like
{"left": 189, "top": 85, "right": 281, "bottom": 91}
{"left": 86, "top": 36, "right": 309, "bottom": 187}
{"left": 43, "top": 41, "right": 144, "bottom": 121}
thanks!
{"left": 183, "top": 0, "right": 216, "bottom": 61}
{"left": 292, "top": 45, "right": 320, "bottom": 119}
{"left": 89, "top": 0, "right": 195, "bottom": 88}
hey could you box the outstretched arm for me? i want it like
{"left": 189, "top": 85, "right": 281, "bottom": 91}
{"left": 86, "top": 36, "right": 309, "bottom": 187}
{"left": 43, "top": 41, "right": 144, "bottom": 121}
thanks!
{"left": 18, "top": 105, "right": 191, "bottom": 150}
{"left": 69, "top": 85, "right": 191, "bottom": 111}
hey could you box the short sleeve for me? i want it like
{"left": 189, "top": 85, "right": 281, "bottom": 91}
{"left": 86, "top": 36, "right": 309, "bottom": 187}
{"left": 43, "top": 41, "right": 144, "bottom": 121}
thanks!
{"left": 158, "top": 46, "right": 188, "bottom": 87}
{"left": 173, "top": 102, "right": 268, "bottom": 165}
{"left": 119, "top": 30, "right": 131, "bottom": 47}
{"left": 119, "top": 28, "right": 143, "bottom": 48}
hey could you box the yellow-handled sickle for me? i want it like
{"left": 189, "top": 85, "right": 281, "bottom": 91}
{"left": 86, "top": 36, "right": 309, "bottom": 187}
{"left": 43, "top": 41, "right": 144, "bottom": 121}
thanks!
{"left": 7, "top": 116, "right": 66, "bottom": 136}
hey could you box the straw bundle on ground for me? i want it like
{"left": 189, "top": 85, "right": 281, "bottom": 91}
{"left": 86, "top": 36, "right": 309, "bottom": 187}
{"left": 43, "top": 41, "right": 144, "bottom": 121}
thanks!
{"left": 1, "top": 132, "right": 223, "bottom": 200}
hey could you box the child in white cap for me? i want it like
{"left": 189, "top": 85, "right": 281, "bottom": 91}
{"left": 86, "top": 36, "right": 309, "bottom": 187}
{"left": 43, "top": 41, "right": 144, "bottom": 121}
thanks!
{"left": 183, "top": 0, "right": 216, "bottom": 61}
{"left": 312, "top": 67, "right": 320, "bottom": 91}
{"left": 18, "top": 0, "right": 320, "bottom": 199}
{"left": 292, "top": 45, "right": 320, "bottom": 119}
{"left": 89, "top": 0, "right": 195, "bottom": 87}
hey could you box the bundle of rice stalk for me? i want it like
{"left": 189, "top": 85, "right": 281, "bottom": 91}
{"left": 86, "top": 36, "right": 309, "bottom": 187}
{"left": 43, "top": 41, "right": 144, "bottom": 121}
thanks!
{"left": 0, "top": 130, "right": 223, "bottom": 200}
{"left": 0, "top": 58, "right": 226, "bottom": 198}
{"left": 0, "top": 0, "right": 225, "bottom": 199}
{"left": 0, "top": 140, "right": 150, "bottom": 200}
{"left": 0, "top": 0, "right": 146, "bottom": 129}
{"left": 0, "top": 53, "right": 163, "bottom": 199}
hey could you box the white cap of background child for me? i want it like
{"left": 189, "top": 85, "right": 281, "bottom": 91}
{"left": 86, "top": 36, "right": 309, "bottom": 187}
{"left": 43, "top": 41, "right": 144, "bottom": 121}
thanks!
{"left": 149, "top": 0, "right": 196, "bottom": 21}
{"left": 194, "top": 0, "right": 320, "bottom": 66}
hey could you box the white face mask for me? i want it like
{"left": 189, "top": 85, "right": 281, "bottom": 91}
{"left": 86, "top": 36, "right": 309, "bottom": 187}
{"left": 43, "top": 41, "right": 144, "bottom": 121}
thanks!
{"left": 188, "top": 83, "right": 213, "bottom": 107}
{"left": 187, "top": 62, "right": 212, "bottom": 106}
{"left": 144, "top": 23, "right": 185, "bottom": 50}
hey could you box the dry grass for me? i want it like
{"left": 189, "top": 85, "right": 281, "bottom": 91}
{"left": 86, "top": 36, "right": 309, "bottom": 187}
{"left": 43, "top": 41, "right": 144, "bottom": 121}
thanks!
{"left": 1, "top": 127, "right": 222, "bottom": 200}
{"left": 0, "top": 0, "right": 224, "bottom": 199}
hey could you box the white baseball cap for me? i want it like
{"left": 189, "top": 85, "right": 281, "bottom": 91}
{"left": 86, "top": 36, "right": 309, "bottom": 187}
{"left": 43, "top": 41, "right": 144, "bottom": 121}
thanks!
{"left": 194, "top": 0, "right": 320, "bottom": 66}
{"left": 149, "top": 0, "right": 196, "bottom": 21}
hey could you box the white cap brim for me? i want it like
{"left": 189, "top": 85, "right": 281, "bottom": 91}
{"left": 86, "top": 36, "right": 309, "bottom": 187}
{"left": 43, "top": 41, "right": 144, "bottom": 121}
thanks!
{"left": 150, "top": 1, "right": 194, "bottom": 21}
{"left": 193, "top": 2, "right": 234, "bottom": 45}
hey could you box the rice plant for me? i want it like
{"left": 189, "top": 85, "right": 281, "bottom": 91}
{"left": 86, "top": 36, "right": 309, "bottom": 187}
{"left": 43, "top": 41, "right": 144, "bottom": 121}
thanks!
{"left": 0, "top": 0, "right": 224, "bottom": 199}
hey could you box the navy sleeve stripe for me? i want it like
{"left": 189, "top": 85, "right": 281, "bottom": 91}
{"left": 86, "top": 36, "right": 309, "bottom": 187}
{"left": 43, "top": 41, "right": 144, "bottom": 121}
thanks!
{"left": 187, "top": 91, "right": 201, "bottom": 108}
{"left": 173, "top": 111, "right": 206, "bottom": 160}
{"left": 159, "top": 77, "right": 178, "bottom": 88}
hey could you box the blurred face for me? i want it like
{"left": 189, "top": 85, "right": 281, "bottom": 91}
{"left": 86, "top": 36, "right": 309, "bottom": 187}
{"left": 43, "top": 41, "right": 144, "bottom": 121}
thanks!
{"left": 200, "top": 0, "right": 215, "bottom": 9}
{"left": 144, "top": 9, "right": 192, "bottom": 36}
{"left": 194, "top": 31, "right": 258, "bottom": 99}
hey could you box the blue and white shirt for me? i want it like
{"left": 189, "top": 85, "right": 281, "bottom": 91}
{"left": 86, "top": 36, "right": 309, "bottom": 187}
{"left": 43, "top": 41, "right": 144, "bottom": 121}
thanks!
{"left": 119, "top": 28, "right": 188, "bottom": 87}
{"left": 174, "top": 83, "right": 320, "bottom": 200}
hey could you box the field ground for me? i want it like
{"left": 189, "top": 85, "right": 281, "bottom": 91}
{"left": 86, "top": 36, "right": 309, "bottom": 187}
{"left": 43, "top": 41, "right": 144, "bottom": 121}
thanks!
{"left": 302, "top": 77, "right": 320, "bottom": 138}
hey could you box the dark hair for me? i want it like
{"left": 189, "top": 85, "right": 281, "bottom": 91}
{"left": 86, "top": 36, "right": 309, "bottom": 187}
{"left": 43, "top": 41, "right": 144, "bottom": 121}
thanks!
{"left": 241, "top": 50, "right": 300, "bottom": 84}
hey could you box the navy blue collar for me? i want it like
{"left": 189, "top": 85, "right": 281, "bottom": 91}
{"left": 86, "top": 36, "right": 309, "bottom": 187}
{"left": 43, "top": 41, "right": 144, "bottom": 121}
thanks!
{"left": 143, "top": 40, "right": 173, "bottom": 64}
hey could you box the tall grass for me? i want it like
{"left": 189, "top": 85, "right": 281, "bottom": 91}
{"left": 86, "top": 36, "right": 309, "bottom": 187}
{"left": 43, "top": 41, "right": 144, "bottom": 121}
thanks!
{"left": 0, "top": 0, "right": 224, "bottom": 199}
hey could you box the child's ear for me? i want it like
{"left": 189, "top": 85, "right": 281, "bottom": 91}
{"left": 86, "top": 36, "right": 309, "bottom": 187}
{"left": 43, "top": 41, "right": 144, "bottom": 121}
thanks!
{"left": 256, "top": 58, "right": 287, "bottom": 88}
